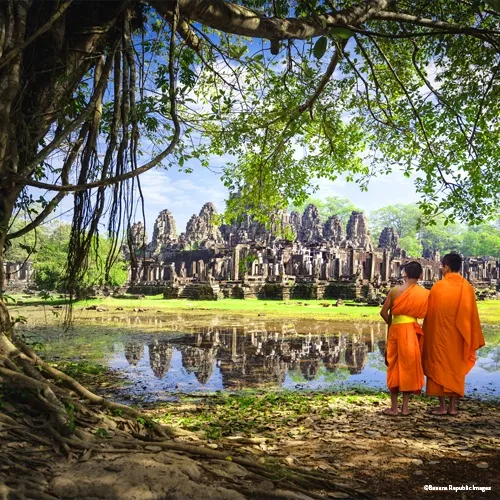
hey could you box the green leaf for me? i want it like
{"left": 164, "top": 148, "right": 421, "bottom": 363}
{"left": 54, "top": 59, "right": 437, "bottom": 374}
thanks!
{"left": 486, "top": 0, "right": 500, "bottom": 12}
{"left": 329, "top": 27, "right": 354, "bottom": 39}
{"left": 313, "top": 36, "right": 328, "bottom": 59}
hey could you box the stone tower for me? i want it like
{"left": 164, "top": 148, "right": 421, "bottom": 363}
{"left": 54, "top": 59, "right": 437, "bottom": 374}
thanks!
{"left": 151, "top": 209, "right": 177, "bottom": 252}
{"left": 185, "top": 202, "right": 222, "bottom": 245}
{"left": 300, "top": 204, "right": 323, "bottom": 242}
{"left": 323, "top": 215, "right": 344, "bottom": 246}
{"left": 378, "top": 227, "right": 400, "bottom": 252}
{"left": 345, "top": 211, "right": 372, "bottom": 250}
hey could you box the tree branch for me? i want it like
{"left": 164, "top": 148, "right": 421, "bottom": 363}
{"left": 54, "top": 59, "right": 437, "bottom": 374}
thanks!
{"left": 0, "top": 0, "right": 73, "bottom": 71}
{"left": 298, "top": 40, "right": 346, "bottom": 113}
{"left": 152, "top": 0, "right": 392, "bottom": 40}
{"left": 151, "top": 0, "right": 500, "bottom": 45}
{"left": 372, "top": 10, "right": 500, "bottom": 39}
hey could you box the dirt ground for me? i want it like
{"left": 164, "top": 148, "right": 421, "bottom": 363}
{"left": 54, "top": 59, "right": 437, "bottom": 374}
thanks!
{"left": 143, "top": 394, "right": 500, "bottom": 500}
{"left": 1, "top": 389, "right": 499, "bottom": 499}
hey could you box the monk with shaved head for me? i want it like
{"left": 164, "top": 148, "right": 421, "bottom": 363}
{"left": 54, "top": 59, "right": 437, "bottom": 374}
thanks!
{"left": 380, "top": 261, "right": 429, "bottom": 416}
{"left": 422, "top": 253, "right": 485, "bottom": 415}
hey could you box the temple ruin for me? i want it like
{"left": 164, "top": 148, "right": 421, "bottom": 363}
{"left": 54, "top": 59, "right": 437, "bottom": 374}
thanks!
{"left": 125, "top": 202, "right": 500, "bottom": 301}
{"left": 4, "top": 202, "right": 499, "bottom": 298}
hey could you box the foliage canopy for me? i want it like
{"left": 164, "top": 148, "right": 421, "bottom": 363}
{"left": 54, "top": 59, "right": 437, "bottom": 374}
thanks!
{"left": 1, "top": 0, "right": 500, "bottom": 295}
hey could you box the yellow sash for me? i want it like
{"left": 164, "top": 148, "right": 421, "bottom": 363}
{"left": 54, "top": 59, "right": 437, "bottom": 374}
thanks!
{"left": 392, "top": 315, "right": 417, "bottom": 324}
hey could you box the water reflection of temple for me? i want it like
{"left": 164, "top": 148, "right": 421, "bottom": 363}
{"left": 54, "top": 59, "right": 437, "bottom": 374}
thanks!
{"left": 121, "top": 324, "right": 385, "bottom": 389}
{"left": 124, "top": 342, "right": 144, "bottom": 366}
{"left": 149, "top": 340, "right": 172, "bottom": 379}
{"left": 181, "top": 347, "right": 215, "bottom": 384}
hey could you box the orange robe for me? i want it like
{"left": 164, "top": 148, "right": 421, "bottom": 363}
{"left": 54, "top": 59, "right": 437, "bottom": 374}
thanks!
{"left": 422, "top": 273, "right": 485, "bottom": 397}
{"left": 386, "top": 285, "right": 429, "bottom": 393}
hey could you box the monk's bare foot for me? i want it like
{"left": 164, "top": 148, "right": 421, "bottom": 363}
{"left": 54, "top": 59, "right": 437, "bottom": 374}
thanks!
{"left": 382, "top": 408, "right": 398, "bottom": 416}
{"left": 448, "top": 409, "right": 458, "bottom": 416}
{"left": 431, "top": 407, "right": 447, "bottom": 415}
{"left": 401, "top": 410, "right": 411, "bottom": 416}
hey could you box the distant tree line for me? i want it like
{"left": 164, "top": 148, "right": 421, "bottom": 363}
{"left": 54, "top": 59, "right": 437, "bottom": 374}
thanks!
{"left": 6, "top": 217, "right": 127, "bottom": 292}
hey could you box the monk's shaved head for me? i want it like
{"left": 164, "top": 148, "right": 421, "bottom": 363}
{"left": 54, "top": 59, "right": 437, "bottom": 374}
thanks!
{"left": 404, "top": 261, "right": 423, "bottom": 279}
{"left": 442, "top": 253, "right": 462, "bottom": 272}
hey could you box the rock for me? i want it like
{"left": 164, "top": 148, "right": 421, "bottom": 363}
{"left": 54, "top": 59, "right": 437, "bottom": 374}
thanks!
{"left": 476, "top": 462, "right": 489, "bottom": 469}
{"left": 411, "top": 459, "right": 424, "bottom": 466}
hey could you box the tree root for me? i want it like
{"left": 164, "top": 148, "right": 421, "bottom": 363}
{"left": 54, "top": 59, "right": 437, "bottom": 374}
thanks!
{"left": 12, "top": 336, "right": 170, "bottom": 438}
{"left": 0, "top": 480, "right": 57, "bottom": 500}
{"left": 0, "top": 366, "right": 71, "bottom": 435}
{"left": 52, "top": 435, "right": 372, "bottom": 499}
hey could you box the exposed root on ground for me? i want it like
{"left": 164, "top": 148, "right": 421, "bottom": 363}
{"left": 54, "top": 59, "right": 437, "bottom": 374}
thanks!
{"left": 0, "top": 330, "right": 372, "bottom": 499}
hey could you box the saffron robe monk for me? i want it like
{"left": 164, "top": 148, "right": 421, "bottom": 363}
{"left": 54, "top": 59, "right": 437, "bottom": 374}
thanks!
{"left": 380, "top": 261, "right": 429, "bottom": 416}
{"left": 423, "top": 253, "right": 485, "bottom": 415}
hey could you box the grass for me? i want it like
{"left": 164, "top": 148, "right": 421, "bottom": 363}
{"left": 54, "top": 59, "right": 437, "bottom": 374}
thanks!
{"left": 10, "top": 293, "right": 500, "bottom": 324}
{"left": 475, "top": 299, "right": 500, "bottom": 325}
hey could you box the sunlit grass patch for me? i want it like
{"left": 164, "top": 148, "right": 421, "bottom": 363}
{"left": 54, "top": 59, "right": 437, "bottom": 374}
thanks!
{"left": 11, "top": 294, "right": 500, "bottom": 324}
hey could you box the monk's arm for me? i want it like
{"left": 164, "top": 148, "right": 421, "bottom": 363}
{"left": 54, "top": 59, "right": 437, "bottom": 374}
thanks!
{"left": 380, "top": 293, "right": 392, "bottom": 326}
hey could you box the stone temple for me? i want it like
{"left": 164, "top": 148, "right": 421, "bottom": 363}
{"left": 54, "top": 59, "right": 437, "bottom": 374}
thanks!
{"left": 124, "top": 202, "right": 500, "bottom": 301}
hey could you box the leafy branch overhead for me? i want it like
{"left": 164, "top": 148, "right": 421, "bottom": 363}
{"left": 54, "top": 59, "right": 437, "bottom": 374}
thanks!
{"left": 1, "top": 0, "right": 500, "bottom": 288}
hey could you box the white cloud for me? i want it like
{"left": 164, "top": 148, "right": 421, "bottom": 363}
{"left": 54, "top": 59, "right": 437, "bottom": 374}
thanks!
{"left": 315, "top": 171, "right": 420, "bottom": 212}
{"left": 134, "top": 167, "right": 228, "bottom": 233}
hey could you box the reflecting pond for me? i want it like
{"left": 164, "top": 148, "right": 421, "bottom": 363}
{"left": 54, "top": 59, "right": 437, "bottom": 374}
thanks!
{"left": 23, "top": 313, "right": 500, "bottom": 400}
